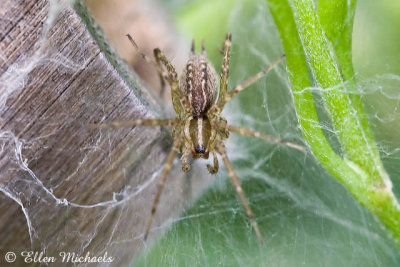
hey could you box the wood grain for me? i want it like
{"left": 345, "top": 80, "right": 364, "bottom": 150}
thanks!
{"left": 0, "top": 0, "right": 207, "bottom": 265}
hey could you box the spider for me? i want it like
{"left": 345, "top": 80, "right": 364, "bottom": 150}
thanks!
{"left": 96, "top": 33, "right": 305, "bottom": 244}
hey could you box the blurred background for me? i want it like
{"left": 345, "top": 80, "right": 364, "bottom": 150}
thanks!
{"left": 85, "top": 0, "right": 400, "bottom": 266}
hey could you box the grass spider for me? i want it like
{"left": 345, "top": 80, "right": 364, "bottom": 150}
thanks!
{"left": 95, "top": 33, "right": 305, "bottom": 244}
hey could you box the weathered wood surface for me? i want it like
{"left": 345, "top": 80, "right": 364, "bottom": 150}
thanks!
{"left": 0, "top": 0, "right": 207, "bottom": 265}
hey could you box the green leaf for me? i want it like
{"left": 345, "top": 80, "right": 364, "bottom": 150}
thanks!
{"left": 268, "top": 0, "right": 400, "bottom": 245}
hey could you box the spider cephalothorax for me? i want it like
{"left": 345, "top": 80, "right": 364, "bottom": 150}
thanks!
{"left": 96, "top": 34, "right": 305, "bottom": 244}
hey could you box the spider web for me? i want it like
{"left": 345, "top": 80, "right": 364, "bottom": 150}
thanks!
{"left": 0, "top": 0, "right": 399, "bottom": 266}
{"left": 134, "top": 0, "right": 400, "bottom": 266}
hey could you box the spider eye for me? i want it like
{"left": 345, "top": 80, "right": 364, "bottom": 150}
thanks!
{"left": 195, "top": 145, "right": 206, "bottom": 154}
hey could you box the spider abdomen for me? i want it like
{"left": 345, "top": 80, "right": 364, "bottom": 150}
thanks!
{"left": 179, "top": 55, "right": 218, "bottom": 116}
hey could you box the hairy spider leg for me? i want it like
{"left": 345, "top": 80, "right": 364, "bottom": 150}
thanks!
{"left": 216, "top": 142, "right": 264, "bottom": 245}
{"left": 154, "top": 49, "right": 167, "bottom": 97}
{"left": 144, "top": 137, "right": 183, "bottom": 240}
{"left": 190, "top": 39, "right": 206, "bottom": 55}
{"left": 191, "top": 39, "right": 195, "bottom": 54}
{"left": 91, "top": 119, "right": 176, "bottom": 129}
{"left": 181, "top": 145, "right": 191, "bottom": 172}
{"left": 219, "top": 124, "right": 306, "bottom": 152}
{"left": 126, "top": 34, "right": 169, "bottom": 97}
{"left": 126, "top": 34, "right": 189, "bottom": 114}
{"left": 218, "top": 54, "right": 286, "bottom": 110}
{"left": 206, "top": 150, "right": 219, "bottom": 174}
{"left": 153, "top": 48, "right": 178, "bottom": 81}
{"left": 201, "top": 40, "right": 206, "bottom": 55}
{"left": 153, "top": 48, "right": 191, "bottom": 114}
{"left": 126, "top": 34, "right": 168, "bottom": 81}
{"left": 216, "top": 33, "right": 232, "bottom": 109}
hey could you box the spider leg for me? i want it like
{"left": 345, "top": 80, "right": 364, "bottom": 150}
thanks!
{"left": 191, "top": 39, "right": 195, "bottom": 54}
{"left": 216, "top": 142, "right": 264, "bottom": 245}
{"left": 181, "top": 146, "right": 191, "bottom": 172}
{"left": 206, "top": 150, "right": 219, "bottom": 174}
{"left": 153, "top": 48, "right": 191, "bottom": 113}
{"left": 201, "top": 40, "right": 206, "bottom": 55}
{"left": 153, "top": 48, "right": 178, "bottom": 81}
{"left": 220, "top": 55, "right": 285, "bottom": 108}
{"left": 221, "top": 124, "right": 306, "bottom": 152}
{"left": 126, "top": 34, "right": 187, "bottom": 114}
{"left": 90, "top": 119, "right": 176, "bottom": 129}
{"left": 126, "top": 34, "right": 169, "bottom": 82}
{"left": 215, "top": 33, "right": 232, "bottom": 110}
{"left": 144, "top": 137, "right": 182, "bottom": 240}
{"left": 154, "top": 51, "right": 167, "bottom": 97}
